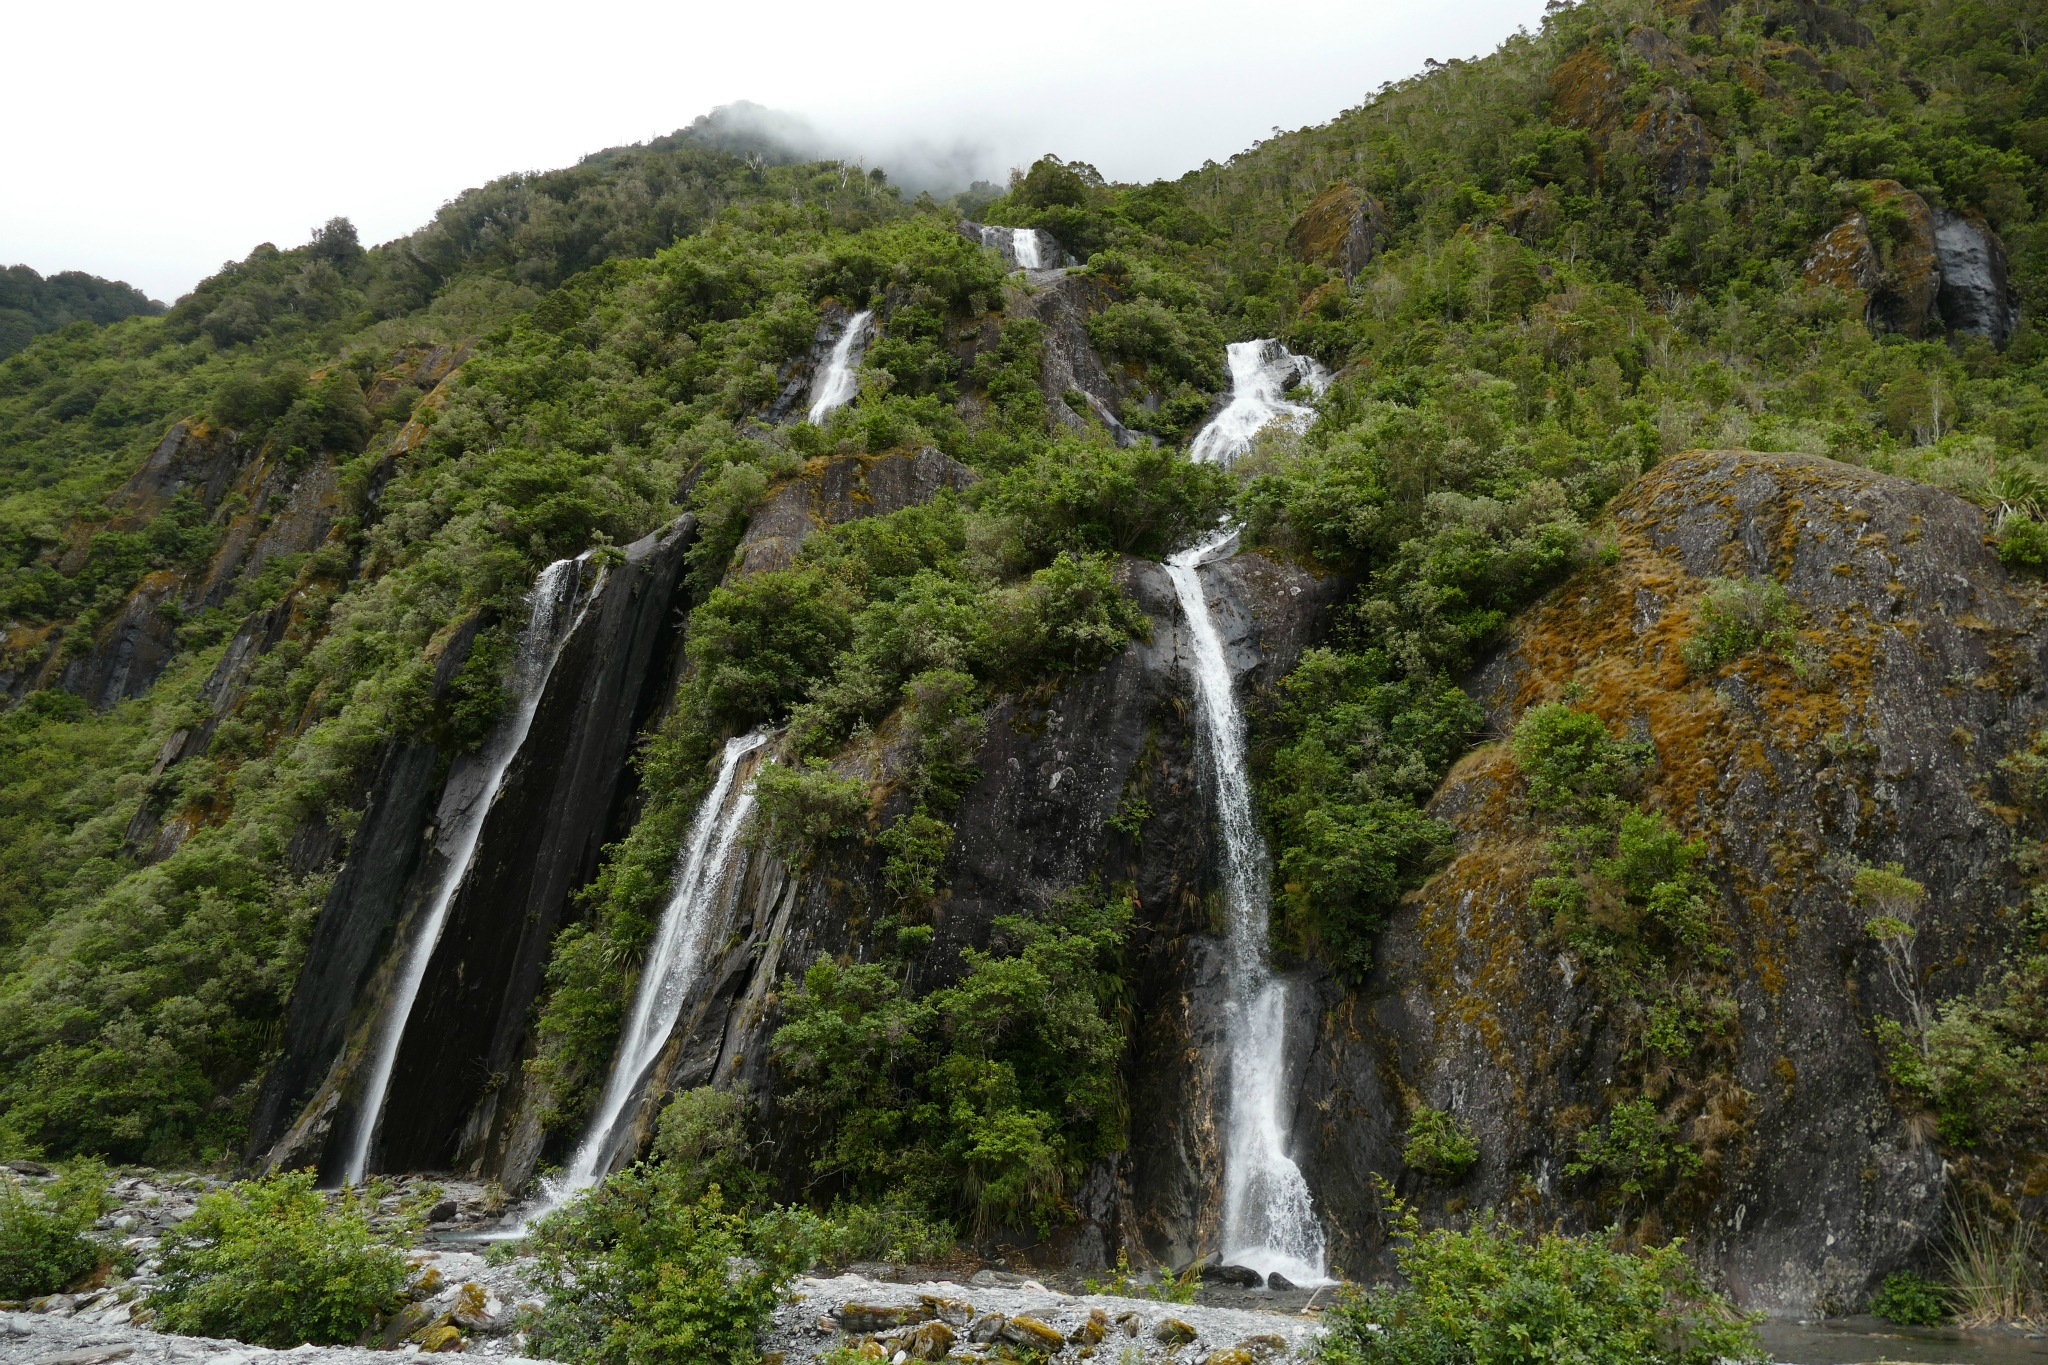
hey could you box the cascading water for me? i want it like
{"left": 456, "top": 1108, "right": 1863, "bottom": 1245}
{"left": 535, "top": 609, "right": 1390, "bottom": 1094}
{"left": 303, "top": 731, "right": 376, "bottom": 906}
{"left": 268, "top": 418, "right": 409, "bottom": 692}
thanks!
{"left": 1166, "top": 527, "right": 1329, "bottom": 1287}
{"left": 517, "top": 729, "right": 771, "bottom": 1226}
{"left": 336, "top": 555, "right": 602, "bottom": 1187}
{"left": 807, "top": 310, "right": 874, "bottom": 424}
{"left": 978, "top": 225, "right": 1045, "bottom": 270}
{"left": 1188, "top": 340, "right": 1332, "bottom": 466}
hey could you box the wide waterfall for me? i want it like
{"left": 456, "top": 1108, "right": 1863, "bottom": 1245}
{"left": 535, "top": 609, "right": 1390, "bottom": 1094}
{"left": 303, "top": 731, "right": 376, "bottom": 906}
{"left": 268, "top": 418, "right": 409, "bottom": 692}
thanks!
{"left": 524, "top": 729, "right": 771, "bottom": 1223}
{"left": 1188, "top": 340, "right": 1331, "bottom": 466}
{"left": 1165, "top": 528, "right": 1329, "bottom": 1287}
{"left": 807, "top": 310, "right": 874, "bottom": 424}
{"left": 978, "top": 224, "right": 1046, "bottom": 270}
{"left": 338, "top": 555, "right": 602, "bottom": 1186}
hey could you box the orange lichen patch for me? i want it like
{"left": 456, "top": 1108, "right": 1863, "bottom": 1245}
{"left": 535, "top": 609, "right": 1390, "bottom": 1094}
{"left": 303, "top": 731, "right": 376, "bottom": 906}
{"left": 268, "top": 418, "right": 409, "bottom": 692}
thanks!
{"left": 1549, "top": 44, "right": 1627, "bottom": 134}
{"left": 1284, "top": 181, "right": 1390, "bottom": 281}
{"left": 1803, "top": 217, "right": 1878, "bottom": 295}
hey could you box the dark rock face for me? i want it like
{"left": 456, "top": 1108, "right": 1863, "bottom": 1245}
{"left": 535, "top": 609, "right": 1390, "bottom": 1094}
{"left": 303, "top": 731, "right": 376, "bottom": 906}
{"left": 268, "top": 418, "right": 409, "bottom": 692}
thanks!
{"left": 377, "top": 518, "right": 699, "bottom": 1177}
{"left": 1006, "top": 273, "right": 1152, "bottom": 448}
{"left": 1285, "top": 183, "right": 1392, "bottom": 281}
{"left": 1802, "top": 180, "right": 1948, "bottom": 340}
{"left": 959, "top": 222, "right": 1075, "bottom": 271}
{"left": 1297, "top": 450, "right": 2044, "bottom": 1314}
{"left": 250, "top": 516, "right": 698, "bottom": 1177}
{"left": 726, "top": 448, "right": 980, "bottom": 579}
{"left": 539, "top": 545, "right": 1345, "bottom": 1263}
{"left": 1934, "top": 209, "right": 2019, "bottom": 347}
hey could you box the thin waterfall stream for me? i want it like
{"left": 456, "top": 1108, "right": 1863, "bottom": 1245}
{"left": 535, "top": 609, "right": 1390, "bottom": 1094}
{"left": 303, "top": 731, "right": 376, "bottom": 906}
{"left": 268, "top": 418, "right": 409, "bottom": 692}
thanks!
{"left": 807, "top": 310, "right": 873, "bottom": 424}
{"left": 513, "top": 729, "right": 772, "bottom": 1229}
{"left": 336, "top": 555, "right": 602, "bottom": 1187}
{"left": 1167, "top": 522, "right": 1329, "bottom": 1284}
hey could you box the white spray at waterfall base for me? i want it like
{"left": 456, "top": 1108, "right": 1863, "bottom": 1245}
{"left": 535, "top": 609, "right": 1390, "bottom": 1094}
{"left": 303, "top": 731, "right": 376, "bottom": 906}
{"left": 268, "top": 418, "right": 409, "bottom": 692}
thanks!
{"left": 807, "top": 310, "right": 874, "bottom": 424}
{"left": 1166, "top": 527, "right": 1330, "bottom": 1288}
{"left": 1188, "top": 339, "right": 1331, "bottom": 467}
{"left": 514, "top": 729, "right": 772, "bottom": 1230}
{"left": 337, "top": 555, "right": 603, "bottom": 1188}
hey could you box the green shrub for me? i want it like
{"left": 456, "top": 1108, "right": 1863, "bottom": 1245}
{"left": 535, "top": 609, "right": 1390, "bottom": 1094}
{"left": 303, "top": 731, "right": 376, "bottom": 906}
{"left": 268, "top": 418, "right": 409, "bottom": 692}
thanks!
{"left": 1510, "top": 703, "right": 1651, "bottom": 821}
{"left": 150, "top": 1171, "right": 409, "bottom": 1346}
{"left": 808, "top": 1197, "right": 957, "bottom": 1266}
{"left": 1679, "top": 577, "right": 1798, "bottom": 677}
{"left": 652, "top": 1086, "right": 768, "bottom": 1209}
{"left": 752, "top": 760, "right": 869, "bottom": 863}
{"left": 1997, "top": 515, "right": 2048, "bottom": 571}
{"left": 773, "top": 886, "right": 1133, "bottom": 1235}
{"left": 525, "top": 1176, "right": 811, "bottom": 1365}
{"left": 1317, "top": 1189, "right": 1761, "bottom": 1365}
{"left": 1871, "top": 1269, "right": 1950, "bottom": 1325}
{"left": 1403, "top": 1107, "right": 1479, "bottom": 1181}
{"left": 1565, "top": 1097, "right": 1704, "bottom": 1214}
{"left": 0, "top": 1160, "right": 114, "bottom": 1298}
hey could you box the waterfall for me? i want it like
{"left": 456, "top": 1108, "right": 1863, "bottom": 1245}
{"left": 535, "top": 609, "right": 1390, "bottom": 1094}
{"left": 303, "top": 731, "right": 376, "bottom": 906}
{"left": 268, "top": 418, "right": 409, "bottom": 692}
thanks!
{"left": 1165, "top": 527, "right": 1329, "bottom": 1287}
{"left": 978, "top": 225, "right": 1045, "bottom": 270}
{"left": 1188, "top": 340, "right": 1332, "bottom": 466}
{"left": 521, "top": 729, "right": 771, "bottom": 1225}
{"left": 807, "top": 310, "right": 874, "bottom": 424}
{"left": 336, "top": 555, "right": 601, "bottom": 1187}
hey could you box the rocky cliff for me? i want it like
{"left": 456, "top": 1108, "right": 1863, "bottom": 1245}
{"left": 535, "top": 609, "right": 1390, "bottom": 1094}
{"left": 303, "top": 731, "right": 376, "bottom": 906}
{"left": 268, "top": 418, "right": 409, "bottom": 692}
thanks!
{"left": 1294, "top": 448, "right": 2044, "bottom": 1313}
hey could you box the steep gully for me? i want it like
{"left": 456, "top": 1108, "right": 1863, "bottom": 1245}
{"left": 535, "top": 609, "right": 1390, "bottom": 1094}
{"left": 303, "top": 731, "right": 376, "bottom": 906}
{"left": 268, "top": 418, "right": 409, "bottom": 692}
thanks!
{"left": 338, "top": 556, "right": 604, "bottom": 1185}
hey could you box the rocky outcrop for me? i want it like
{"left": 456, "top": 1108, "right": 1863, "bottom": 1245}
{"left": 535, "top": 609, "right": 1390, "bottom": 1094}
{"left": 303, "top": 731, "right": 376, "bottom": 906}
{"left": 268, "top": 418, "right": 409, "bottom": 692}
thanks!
{"left": 1003, "top": 273, "right": 1151, "bottom": 447}
{"left": 1934, "top": 208, "right": 2019, "bottom": 346}
{"left": 726, "top": 448, "right": 980, "bottom": 579}
{"left": 5, "top": 343, "right": 473, "bottom": 710}
{"left": 1803, "top": 180, "right": 1956, "bottom": 340}
{"left": 1297, "top": 449, "right": 2045, "bottom": 1314}
{"left": 1548, "top": 37, "right": 1716, "bottom": 197}
{"left": 249, "top": 516, "right": 699, "bottom": 1177}
{"left": 1285, "top": 183, "right": 1392, "bottom": 282}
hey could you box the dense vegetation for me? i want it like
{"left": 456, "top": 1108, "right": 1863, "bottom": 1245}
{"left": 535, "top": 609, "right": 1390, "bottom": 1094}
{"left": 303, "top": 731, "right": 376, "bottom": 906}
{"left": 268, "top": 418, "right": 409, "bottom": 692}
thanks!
{"left": 0, "top": 265, "right": 161, "bottom": 361}
{"left": 0, "top": 0, "right": 2040, "bottom": 1316}
{"left": 1317, "top": 1188, "right": 1761, "bottom": 1364}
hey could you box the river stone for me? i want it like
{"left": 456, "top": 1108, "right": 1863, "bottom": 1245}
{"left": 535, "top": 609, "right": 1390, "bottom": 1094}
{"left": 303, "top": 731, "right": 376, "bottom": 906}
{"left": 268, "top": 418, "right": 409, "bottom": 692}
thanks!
{"left": 899, "top": 1320, "right": 954, "bottom": 1360}
{"left": 836, "top": 1302, "right": 929, "bottom": 1333}
{"left": 1154, "top": 1317, "right": 1199, "bottom": 1346}
{"left": 1201, "top": 1263, "right": 1263, "bottom": 1288}
{"left": 917, "top": 1294, "right": 973, "bottom": 1327}
{"left": 967, "top": 1312, "right": 1005, "bottom": 1343}
{"left": 1265, "top": 1272, "right": 1297, "bottom": 1291}
{"left": 998, "top": 1316, "right": 1066, "bottom": 1352}
{"left": 1068, "top": 1308, "right": 1110, "bottom": 1345}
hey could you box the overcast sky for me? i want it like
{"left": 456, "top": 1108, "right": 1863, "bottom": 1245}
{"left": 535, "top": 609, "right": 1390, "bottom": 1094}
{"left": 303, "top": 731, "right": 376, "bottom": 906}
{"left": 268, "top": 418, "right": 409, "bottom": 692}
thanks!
{"left": 3, "top": 0, "right": 1548, "bottom": 304}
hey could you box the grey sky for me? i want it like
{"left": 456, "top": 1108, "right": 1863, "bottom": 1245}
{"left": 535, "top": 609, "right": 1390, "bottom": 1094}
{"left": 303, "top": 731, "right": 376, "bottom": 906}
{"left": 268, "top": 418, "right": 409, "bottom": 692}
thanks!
{"left": 3, "top": 0, "right": 1548, "bottom": 304}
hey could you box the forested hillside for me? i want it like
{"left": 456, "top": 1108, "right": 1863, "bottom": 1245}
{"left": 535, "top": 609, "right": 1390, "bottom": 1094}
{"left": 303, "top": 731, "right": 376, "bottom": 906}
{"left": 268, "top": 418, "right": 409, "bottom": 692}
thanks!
{"left": 0, "top": 0, "right": 2041, "bottom": 1314}
{"left": 0, "top": 265, "right": 161, "bottom": 360}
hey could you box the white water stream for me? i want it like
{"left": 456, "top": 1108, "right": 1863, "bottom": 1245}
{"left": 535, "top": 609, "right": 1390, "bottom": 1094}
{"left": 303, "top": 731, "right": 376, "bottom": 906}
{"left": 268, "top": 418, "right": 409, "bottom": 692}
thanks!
{"left": 1188, "top": 340, "right": 1331, "bottom": 466}
{"left": 338, "top": 555, "right": 603, "bottom": 1187}
{"left": 1166, "top": 528, "right": 1329, "bottom": 1287}
{"left": 515, "top": 729, "right": 772, "bottom": 1228}
{"left": 807, "top": 310, "right": 874, "bottom": 424}
{"left": 978, "top": 225, "right": 1047, "bottom": 270}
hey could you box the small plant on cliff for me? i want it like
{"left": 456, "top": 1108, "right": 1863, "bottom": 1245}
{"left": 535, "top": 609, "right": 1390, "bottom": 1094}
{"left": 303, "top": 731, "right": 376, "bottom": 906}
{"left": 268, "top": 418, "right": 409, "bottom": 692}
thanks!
{"left": 1403, "top": 1106, "right": 1479, "bottom": 1181}
{"left": 1679, "top": 577, "right": 1798, "bottom": 678}
{"left": 1858, "top": 862, "right": 1932, "bottom": 1057}
{"left": 1565, "top": 1097, "right": 1704, "bottom": 1217}
{"left": 0, "top": 1159, "right": 115, "bottom": 1299}
{"left": 1317, "top": 1183, "right": 1762, "bottom": 1365}
{"left": 150, "top": 1171, "right": 410, "bottom": 1347}
{"left": 1871, "top": 1269, "right": 1950, "bottom": 1325}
